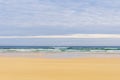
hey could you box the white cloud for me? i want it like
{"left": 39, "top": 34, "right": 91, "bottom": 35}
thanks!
{"left": 0, "top": 34, "right": 120, "bottom": 38}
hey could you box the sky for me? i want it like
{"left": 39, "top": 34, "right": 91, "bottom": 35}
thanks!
{"left": 0, "top": 0, "right": 120, "bottom": 46}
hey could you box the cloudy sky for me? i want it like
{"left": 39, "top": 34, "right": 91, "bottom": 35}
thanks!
{"left": 0, "top": 0, "right": 120, "bottom": 46}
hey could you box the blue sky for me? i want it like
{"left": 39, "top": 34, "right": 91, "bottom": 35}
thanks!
{"left": 0, "top": 0, "right": 120, "bottom": 46}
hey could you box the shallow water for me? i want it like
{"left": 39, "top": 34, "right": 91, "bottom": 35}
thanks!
{"left": 0, "top": 52, "right": 120, "bottom": 58}
{"left": 0, "top": 46, "right": 120, "bottom": 58}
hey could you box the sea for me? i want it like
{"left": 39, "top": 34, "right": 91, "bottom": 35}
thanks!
{"left": 0, "top": 46, "right": 120, "bottom": 58}
{"left": 0, "top": 46, "right": 120, "bottom": 52}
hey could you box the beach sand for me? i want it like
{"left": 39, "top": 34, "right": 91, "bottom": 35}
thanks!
{"left": 0, "top": 57, "right": 120, "bottom": 80}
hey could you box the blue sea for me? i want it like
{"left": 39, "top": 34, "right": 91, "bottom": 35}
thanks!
{"left": 0, "top": 46, "right": 120, "bottom": 58}
{"left": 0, "top": 46, "right": 120, "bottom": 52}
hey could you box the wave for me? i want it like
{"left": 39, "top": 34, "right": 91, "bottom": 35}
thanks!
{"left": 0, "top": 46, "right": 120, "bottom": 53}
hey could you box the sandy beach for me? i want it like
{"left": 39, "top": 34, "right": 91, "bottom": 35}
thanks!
{"left": 0, "top": 57, "right": 120, "bottom": 80}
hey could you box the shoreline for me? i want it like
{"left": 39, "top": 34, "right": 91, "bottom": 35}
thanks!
{"left": 0, "top": 52, "right": 120, "bottom": 58}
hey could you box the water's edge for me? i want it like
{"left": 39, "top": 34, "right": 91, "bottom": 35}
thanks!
{"left": 0, "top": 46, "right": 120, "bottom": 58}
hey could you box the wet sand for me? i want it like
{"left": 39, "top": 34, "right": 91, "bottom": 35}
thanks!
{"left": 0, "top": 57, "right": 120, "bottom": 80}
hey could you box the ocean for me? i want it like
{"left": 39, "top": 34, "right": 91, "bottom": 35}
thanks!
{"left": 0, "top": 46, "right": 120, "bottom": 52}
{"left": 0, "top": 46, "right": 120, "bottom": 58}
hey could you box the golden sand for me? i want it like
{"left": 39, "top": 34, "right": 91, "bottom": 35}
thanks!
{"left": 0, "top": 57, "right": 120, "bottom": 80}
